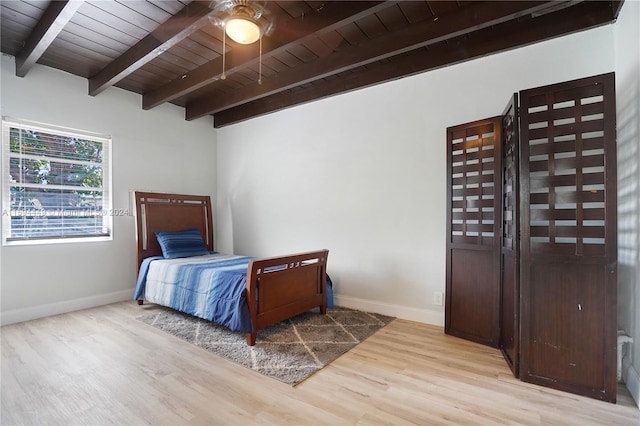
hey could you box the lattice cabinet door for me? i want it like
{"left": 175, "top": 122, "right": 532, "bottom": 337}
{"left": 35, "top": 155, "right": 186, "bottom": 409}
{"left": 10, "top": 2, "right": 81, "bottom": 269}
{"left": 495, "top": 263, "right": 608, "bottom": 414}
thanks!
{"left": 519, "top": 73, "right": 617, "bottom": 402}
{"left": 500, "top": 93, "right": 520, "bottom": 377}
{"left": 445, "top": 117, "right": 502, "bottom": 347}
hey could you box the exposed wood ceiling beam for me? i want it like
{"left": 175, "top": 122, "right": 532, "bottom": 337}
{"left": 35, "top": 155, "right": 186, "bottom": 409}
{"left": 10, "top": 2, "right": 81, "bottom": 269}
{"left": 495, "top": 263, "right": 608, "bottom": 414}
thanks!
{"left": 211, "top": 1, "right": 616, "bottom": 128}
{"left": 186, "top": 1, "right": 552, "bottom": 121}
{"left": 88, "top": 1, "right": 213, "bottom": 96}
{"left": 15, "top": 0, "right": 84, "bottom": 77}
{"left": 2, "top": 0, "right": 622, "bottom": 128}
{"left": 611, "top": 0, "right": 625, "bottom": 18}
{"left": 142, "top": 1, "right": 389, "bottom": 110}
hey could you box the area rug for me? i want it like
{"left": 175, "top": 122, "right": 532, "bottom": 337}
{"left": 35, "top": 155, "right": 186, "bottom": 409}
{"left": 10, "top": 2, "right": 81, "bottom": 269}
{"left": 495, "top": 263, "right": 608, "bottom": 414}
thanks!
{"left": 137, "top": 307, "right": 394, "bottom": 386}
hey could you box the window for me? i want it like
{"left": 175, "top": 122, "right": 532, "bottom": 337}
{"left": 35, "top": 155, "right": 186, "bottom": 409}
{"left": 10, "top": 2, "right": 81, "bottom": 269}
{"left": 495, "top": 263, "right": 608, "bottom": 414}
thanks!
{"left": 2, "top": 118, "right": 112, "bottom": 245}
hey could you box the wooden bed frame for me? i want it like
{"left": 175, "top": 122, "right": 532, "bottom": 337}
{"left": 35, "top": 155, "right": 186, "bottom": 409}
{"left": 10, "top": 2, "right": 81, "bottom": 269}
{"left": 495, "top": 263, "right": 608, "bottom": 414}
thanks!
{"left": 133, "top": 191, "right": 328, "bottom": 345}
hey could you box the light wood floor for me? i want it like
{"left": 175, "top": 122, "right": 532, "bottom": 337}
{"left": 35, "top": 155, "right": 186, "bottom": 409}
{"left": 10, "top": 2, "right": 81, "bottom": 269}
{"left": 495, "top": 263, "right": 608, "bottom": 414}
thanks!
{"left": 2, "top": 301, "right": 638, "bottom": 425}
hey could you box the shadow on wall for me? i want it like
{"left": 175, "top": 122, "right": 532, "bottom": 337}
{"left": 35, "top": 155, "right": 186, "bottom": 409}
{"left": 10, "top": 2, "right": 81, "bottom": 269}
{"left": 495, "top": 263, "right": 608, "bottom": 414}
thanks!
{"left": 616, "top": 70, "right": 639, "bottom": 385}
{"left": 229, "top": 178, "right": 261, "bottom": 257}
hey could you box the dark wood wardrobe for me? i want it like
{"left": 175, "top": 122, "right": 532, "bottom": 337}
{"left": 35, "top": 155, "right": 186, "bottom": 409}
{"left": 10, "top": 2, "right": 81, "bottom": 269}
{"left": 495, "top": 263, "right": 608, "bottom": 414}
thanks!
{"left": 445, "top": 73, "right": 618, "bottom": 403}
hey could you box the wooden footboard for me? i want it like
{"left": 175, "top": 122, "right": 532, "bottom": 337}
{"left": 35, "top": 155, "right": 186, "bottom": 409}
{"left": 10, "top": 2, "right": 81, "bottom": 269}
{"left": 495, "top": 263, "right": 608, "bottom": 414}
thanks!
{"left": 245, "top": 249, "right": 329, "bottom": 345}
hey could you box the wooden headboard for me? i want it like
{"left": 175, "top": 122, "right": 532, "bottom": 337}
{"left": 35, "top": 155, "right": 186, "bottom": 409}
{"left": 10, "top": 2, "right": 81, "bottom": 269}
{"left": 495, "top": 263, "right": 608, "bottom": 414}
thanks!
{"left": 133, "top": 191, "right": 214, "bottom": 270}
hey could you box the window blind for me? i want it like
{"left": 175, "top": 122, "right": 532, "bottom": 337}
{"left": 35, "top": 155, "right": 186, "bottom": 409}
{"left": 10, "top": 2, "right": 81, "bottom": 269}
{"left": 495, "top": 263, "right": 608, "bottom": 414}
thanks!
{"left": 2, "top": 118, "right": 112, "bottom": 244}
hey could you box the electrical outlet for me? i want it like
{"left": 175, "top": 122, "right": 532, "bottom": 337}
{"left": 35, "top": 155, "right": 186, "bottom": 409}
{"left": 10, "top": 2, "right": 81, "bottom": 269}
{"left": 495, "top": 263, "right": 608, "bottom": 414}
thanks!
{"left": 433, "top": 291, "right": 443, "bottom": 306}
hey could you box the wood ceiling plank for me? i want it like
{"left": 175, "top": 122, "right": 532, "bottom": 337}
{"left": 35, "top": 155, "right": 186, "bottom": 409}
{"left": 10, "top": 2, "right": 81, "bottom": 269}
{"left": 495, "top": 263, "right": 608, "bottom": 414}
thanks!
{"left": 260, "top": 55, "right": 290, "bottom": 73}
{"left": 129, "top": 65, "right": 174, "bottom": 84}
{"left": 398, "top": 0, "right": 434, "bottom": 23}
{"left": 271, "top": 1, "right": 311, "bottom": 20}
{"left": 38, "top": 46, "right": 104, "bottom": 78}
{"left": 80, "top": 2, "right": 148, "bottom": 39}
{"left": 1, "top": 11, "right": 34, "bottom": 40}
{"left": 164, "top": 43, "right": 211, "bottom": 67}
{"left": 63, "top": 21, "right": 129, "bottom": 53}
{"left": 1, "top": 0, "right": 45, "bottom": 23}
{"left": 271, "top": 49, "right": 304, "bottom": 68}
{"left": 55, "top": 28, "right": 121, "bottom": 59}
{"left": 177, "top": 36, "right": 220, "bottom": 61}
{"left": 118, "top": 0, "right": 180, "bottom": 24}
{"left": 301, "top": 37, "right": 333, "bottom": 58}
{"left": 139, "top": 61, "right": 183, "bottom": 81}
{"left": 187, "top": 30, "right": 224, "bottom": 55}
{"left": 71, "top": 6, "right": 138, "bottom": 46}
{"left": 47, "top": 37, "right": 112, "bottom": 64}
{"left": 119, "top": 72, "right": 167, "bottom": 93}
{"left": 375, "top": 4, "right": 410, "bottom": 32}
{"left": 287, "top": 43, "right": 318, "bottom": 63}
{"left": 148, "top": 52, "right": 193, "bottom": 75}
{"left": 16, "top": 0, "right": 84, "bottom": 77}
{"left": 249, "top": 60, "right": 277, "bottom": 78}
{"left": 186, "top": 1, "right": 552, "bottom": 120}
{"left": 142, "top": 1, "right": 390, "bottom": 110}
{"left": 317, "top": 30, "right": 349, "bottom": 52}
{"left": 225, "top": 69, "right": 256, "bottom": 86}
{"left": 88, "top": 1, "right": 212, "bottom": 96}
{"left": 356, "top": 10, "right": 388, "bottom": 39}
{"left": 90, "top": 0, "right": 161, "bottom": 31}
{"left": 153, "top": 1, "right": 191, "bottom": 16}
{"left": 336, "top": 22, "right": 368, "bottom": 46}
{"left": 2, "top": 25, "right": 32, "bottom": 56}
{"left": 211, "top": 1, "right": 616, "bottom": 127}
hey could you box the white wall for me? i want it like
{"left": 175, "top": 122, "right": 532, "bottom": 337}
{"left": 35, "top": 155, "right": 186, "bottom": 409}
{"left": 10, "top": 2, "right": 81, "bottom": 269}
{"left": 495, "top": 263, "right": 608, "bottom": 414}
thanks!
{"left": 0, "top": 55, "right": 216, "bottom": 324}
{"left": 615, "top": 0, "right": 640, "bottom": 408}
{"left": 216, "top": 25, "right": 616, "bottom": 325}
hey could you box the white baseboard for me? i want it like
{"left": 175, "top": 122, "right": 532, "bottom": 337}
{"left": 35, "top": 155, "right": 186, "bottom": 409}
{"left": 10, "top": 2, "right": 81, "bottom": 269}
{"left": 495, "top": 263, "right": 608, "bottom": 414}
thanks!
{"left": 626, "top": 364, "right": 640, "bottom": 409}
{"left": 334, "top": 294, "right": 444, "bottom": 327}
{"left": 3, "top": 291, "right": 444, "bottom": 327}
{"left": 1, "top": 289, "right": 134, "bottom": 326}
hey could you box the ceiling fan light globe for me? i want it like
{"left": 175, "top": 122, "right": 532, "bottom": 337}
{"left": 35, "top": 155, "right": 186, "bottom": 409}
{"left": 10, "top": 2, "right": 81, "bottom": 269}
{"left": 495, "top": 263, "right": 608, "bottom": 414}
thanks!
{"left": 225, "top": 17, "right": 261, "bottom": 44}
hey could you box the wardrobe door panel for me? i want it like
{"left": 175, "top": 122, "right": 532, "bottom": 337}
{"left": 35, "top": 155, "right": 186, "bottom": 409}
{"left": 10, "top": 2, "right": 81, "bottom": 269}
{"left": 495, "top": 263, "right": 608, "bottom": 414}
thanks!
{"left": 446, "top": 118, "right": 502, "bottom": 347}
{"left": 449, "top": 250, "right": 495, "bottom": 341}
{"left": 519, "top": 72, "right": 617, "bottom": 402}
{"left": 500, "top": 93, "right": 520, "bottom": 376}
{"left": 529, "top": 263, "right": 606, "bottom": 388}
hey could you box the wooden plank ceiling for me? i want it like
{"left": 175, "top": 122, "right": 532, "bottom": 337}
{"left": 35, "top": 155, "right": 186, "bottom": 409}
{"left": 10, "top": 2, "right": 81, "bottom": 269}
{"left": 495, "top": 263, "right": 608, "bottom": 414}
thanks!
{"left": 0, "top": 1, "right": 624, "bottom": 128}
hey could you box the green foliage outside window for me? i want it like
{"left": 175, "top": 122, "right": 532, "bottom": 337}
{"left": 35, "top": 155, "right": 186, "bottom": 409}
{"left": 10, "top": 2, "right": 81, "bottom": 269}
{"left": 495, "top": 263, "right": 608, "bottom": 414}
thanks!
{"left": 2, "top": 120, "right": 111, "bottom": 243}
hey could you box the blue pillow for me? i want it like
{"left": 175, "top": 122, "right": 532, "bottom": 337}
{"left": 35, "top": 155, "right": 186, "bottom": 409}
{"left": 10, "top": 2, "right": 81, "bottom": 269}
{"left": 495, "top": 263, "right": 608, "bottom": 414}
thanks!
{"left": 155, "top": 228, "right": 209, "bottom": 259}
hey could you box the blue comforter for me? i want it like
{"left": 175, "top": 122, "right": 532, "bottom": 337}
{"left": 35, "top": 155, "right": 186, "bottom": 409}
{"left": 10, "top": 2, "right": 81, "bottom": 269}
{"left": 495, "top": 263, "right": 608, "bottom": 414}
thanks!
{"left": 134, "top": 253, "right": 334, "bottom": 334}
{"left": 134, "top": 253, "right": 254, "bottom": 332}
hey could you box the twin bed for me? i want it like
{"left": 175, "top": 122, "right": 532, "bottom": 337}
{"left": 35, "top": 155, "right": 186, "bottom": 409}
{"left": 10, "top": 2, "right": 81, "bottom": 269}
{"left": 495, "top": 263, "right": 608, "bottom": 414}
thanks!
{"left": 132, "top": 191, "right": 329, "bottom": 345}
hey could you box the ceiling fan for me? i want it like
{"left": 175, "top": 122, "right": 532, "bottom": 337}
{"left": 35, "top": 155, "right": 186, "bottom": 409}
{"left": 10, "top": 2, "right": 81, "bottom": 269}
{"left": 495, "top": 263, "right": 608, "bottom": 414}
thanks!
{"left": 209, "top": 0, "right": 275, "bottom": 45}
{"left": 208, "top": 0, "right": 275, "bottom": 83}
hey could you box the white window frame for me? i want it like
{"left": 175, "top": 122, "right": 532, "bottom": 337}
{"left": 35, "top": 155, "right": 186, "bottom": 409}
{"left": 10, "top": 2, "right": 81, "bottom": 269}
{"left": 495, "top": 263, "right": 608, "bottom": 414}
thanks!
{"left": 1, "top": 117, "right": 112, "bottom": 246}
